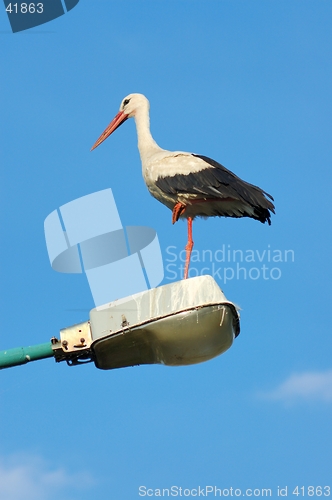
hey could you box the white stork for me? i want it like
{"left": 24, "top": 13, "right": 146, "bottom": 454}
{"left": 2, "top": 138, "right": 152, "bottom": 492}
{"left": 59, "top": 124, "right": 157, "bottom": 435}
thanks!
{"left": 91, "top": 93, "right": 275, "bottom": 279}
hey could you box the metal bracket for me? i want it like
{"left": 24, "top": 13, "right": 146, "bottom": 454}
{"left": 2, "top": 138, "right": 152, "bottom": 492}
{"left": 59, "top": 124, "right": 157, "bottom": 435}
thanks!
{"left": 51, "top": 321, "right": 94, "bottom": 365}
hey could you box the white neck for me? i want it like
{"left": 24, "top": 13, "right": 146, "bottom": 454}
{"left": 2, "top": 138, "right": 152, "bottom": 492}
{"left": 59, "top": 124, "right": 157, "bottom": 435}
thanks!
{"left": 134, "top": 107, "right": 163, "bottom": 160}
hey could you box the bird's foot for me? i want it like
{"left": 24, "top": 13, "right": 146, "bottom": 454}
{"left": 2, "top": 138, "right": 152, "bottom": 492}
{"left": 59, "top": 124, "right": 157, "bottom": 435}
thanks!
{"left": 172, "top": 202, "right": 186, "bottom": 224}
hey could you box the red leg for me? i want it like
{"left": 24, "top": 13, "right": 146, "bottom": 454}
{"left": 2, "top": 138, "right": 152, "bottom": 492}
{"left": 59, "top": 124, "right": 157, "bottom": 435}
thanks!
{"left": 184, "top": 217, "right": 194, "bottom": 280}
{"left": 172, "top": 202, "right": 186, "bottom": 224}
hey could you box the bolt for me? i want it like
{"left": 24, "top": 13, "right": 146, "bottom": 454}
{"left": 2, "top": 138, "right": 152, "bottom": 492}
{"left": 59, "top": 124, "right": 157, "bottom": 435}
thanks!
{"left": 121, "top": 314, "right": 129, "bottom": 327}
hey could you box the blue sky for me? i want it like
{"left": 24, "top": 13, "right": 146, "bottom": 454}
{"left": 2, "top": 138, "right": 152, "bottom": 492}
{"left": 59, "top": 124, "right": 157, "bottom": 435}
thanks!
{"left": 1, "top": 1, "right": 331, "bottom": 498}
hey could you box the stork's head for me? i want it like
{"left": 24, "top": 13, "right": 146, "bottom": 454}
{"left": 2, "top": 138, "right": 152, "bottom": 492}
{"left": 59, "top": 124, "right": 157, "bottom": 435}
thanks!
{"left": 91, "top": 93, "right": 149, "bottom": 151}
{"left": 119, "top": 93, "right": 149, "bottom": 117}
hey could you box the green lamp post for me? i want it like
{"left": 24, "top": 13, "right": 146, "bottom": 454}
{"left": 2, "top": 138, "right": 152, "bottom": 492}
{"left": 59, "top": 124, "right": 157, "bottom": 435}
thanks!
{"left": 0, "top": 342, "right": 54, "bottom": 370}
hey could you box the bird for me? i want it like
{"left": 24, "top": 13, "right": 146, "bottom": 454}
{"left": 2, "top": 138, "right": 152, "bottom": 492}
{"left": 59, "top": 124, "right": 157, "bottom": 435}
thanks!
{"left": 91, "top": 93, "right": 275, "bottom": 280}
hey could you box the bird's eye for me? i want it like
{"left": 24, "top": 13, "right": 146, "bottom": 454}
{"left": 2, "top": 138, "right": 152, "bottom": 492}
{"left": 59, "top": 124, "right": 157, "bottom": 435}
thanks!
{"left": 123, "top": 98, "right": 130, "bottom": 107}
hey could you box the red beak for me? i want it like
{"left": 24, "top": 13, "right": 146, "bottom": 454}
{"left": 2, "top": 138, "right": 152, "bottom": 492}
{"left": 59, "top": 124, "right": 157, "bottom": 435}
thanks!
{"left": 91, "top": 111, "right": 129, "bottom": 151}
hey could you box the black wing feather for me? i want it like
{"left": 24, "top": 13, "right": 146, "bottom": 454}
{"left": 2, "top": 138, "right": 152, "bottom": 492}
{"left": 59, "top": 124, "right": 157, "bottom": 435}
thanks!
{"left": 155, "top": 154, "right": 275, "bottom": 224}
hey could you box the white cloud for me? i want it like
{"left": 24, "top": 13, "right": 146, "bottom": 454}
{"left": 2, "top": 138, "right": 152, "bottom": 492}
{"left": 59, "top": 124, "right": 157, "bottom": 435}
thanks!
{"left": 258, "top": 369, "right": 332, "bottom": 403}
{"left": 0, "top": 453, "right": 94, "bottom": 500}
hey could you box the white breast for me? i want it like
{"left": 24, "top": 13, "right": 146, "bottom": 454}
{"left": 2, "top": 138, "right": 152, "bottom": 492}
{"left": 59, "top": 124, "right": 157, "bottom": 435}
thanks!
{"left": 139, "top": 151, "right": 211, "bottom": 210}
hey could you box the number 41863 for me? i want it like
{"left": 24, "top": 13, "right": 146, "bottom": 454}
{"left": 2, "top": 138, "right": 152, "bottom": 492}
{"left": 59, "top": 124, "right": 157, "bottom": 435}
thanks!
{"left": 5, "top": 3, "right": 44, "bottom": 14}
{"left": 293, "top": 486, "right": 331, "bottom": 496}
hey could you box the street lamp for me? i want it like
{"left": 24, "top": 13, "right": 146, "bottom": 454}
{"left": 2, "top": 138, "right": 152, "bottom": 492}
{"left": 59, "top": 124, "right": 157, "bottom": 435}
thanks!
{"left": 0, "top": 276, "right": 240, "bottom": 371}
